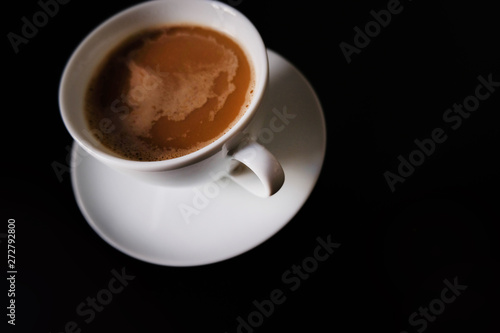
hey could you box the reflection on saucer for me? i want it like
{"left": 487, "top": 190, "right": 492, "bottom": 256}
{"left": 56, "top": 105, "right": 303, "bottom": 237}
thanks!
{"left": 71, "top": 49, "right": 326, "bottom": 266}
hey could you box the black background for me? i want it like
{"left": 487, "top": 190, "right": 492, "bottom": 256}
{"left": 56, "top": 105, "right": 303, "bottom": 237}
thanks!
{"left": 4, "top": 0, "right": 499, "bottom": 332}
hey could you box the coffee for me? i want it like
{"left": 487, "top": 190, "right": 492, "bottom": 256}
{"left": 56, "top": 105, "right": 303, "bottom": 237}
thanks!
{"left": 85, "top": 25, "right": 254, "bottom": 161}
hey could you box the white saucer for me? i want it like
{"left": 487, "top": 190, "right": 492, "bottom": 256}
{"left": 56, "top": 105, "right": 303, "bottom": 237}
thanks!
{"left": 71, "top": 49, "right": 326, "bottom": 266}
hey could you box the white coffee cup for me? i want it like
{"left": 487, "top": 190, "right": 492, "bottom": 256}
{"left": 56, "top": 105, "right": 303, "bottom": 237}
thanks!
{"left": 59, "top": 0, "right": 284, "bottom": 197}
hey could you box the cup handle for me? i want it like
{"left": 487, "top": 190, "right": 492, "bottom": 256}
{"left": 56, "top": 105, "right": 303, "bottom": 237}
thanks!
{"left": 228, "top": 141, "right": 285, "bottom": 197}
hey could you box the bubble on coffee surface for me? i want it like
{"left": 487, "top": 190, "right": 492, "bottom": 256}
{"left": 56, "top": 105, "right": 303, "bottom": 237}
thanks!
{"left": 123, "top": 41, "right": 238, "bottom": 138}
{"left": 85, "top": 26, "right": 254, "bottom": 161}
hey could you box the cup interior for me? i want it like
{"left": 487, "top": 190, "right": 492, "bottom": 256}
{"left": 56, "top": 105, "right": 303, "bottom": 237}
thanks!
{"left": 59, "top": 0, "right": 268, "bottom": 170}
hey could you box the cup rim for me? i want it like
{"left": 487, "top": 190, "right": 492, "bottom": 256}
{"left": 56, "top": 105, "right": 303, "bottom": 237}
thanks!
{"left": 59, "top": 0, "right": 268, "bottom": 172}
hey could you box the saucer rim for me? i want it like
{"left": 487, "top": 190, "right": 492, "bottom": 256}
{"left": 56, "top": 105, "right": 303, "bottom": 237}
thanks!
{"left": 70, "top": 48, "right": 327, "bottom": 266}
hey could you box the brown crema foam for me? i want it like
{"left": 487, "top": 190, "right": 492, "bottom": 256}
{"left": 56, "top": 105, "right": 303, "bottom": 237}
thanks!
{"left": 85, "top": 25, "right": 254, "bottom": 161}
